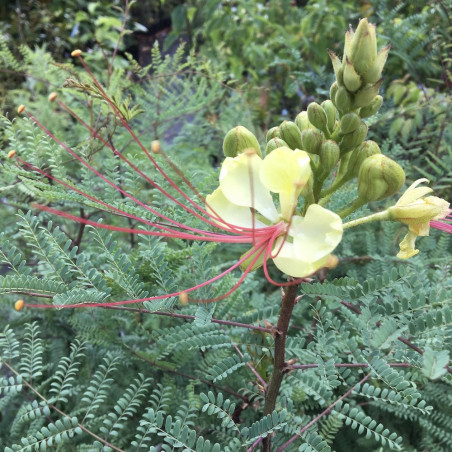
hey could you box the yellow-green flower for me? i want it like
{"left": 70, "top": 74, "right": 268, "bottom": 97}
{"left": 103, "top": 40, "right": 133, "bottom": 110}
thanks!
{"left": 388, "top": 179, "right": 450, "bottom": 259}
{"left": 206, "top": 148, "right": 343, "bottom": 278}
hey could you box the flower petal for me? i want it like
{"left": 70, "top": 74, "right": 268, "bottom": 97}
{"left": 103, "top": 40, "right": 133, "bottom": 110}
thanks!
{"left": 206, "top": 187, "right": 266, "bottom": 229}
{"left": 272, "top": 238, "right": 330, "bottom": 277}
{"left": 396, "top": 178, "right": 430, "bottom": 206}
{"left": 219, "top": 152, "right": 279, "bottom": 222}
{"left": 291, "top": 205, "right": 343, "bottom": 262}
{"left": 397, "top": 230, "right": 419, "bottom": 259}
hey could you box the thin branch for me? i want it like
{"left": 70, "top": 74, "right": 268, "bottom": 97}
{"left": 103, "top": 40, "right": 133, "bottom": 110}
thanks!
{"left": 290, "top": 362, "right": 412, "bottom": 370}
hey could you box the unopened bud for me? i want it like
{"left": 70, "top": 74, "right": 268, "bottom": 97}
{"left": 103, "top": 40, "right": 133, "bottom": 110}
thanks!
{"left": 328, "top": 50, "right": 343, "bottom": 85}
{"left": 266, "top": 126, "right": 280, "bottom": 142}
{"left": 48, "top": 92, "right": 58, "bottom": 102}
{"left": 349, "top": 19, "right": 377, "bottom": 75}
{"left": 266, "top": 138, "right": 288, "bottom": 154}
{"left": 362, "top": 45, "right": 390, "bottom": 85}
{"left": 179, "top": 292, "right": 189, "bottom": 305}
{"left": 15, "top": 299, "right": 25, "bottom": 311}
{"left": 359, "top": 95, "right": 383, "bottom": 118}
{"left": 17, "top": 105, "right": 25, "bottom": 114}
{"left": 329, "top": 82, "right": 339, "bottom": 105}
{"left": 319, "top": 140, "right": 340, "bottom": 173}
{"left": 71, "top": 49, "right": 82, "bottom": 57}
{"left": 346, "top": 140, "right": 381, "bottom": 178}
{"left": 295, "top": 111, "right": 312, "bottom": 132}
{"left": 340, "top": 112, "right": 361, "bottom": 134}
{"left": 7, "top": 150, "right": 16, "bottom": 159}
{"left": 358, "top": 154, "right": 405, "bottom": 202}
{"left": 279, "top": 121, "right": 302, "bottom": 150}
{"left": 343, "top": 57, "right": 362, "bottom": 92}
{"left": 151, "top": 140, "right": 161, "bottom": 153}
{"left": 321, "top": 100, "right": 336, "bottom": 132}
{"left": 334, "top": 86, "right": 353, "bottom": 113}
{"left": 301, "top": 129, "right": 323, "bottom": 155}
{"left": 223, "top": 126, "right": 261, "bottom": 158}
{"left": 340, "top": 121, "right": 368, "bottom": 152}
{"left": 353, "top": 79, "right": 383, "bottom": 108}
{"left": 307, "top": 103, "right": 328, "bottom": 134}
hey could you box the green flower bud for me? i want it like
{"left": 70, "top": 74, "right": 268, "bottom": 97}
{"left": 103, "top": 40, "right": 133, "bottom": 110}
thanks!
{"left": 340, "top": 121, "right": 368, "bottom": 152}
{"left": 279, "top": 120, "right": 303, "bottom": 150}
{"left": 321, "top": 100, "right": 337, "bottom": 132}
{"left": 359, "top": 95, "right": 383, "bottom": 118}
{"left": 346, "top": 140, "right": 381, "bottom": 179}
{"left": 307, "top": 102, "right": 328, "bottom": 134}
{"left": 340, "top": 112, "right": 361, "bottom": 134}
{"left": 343, "top": 29, "right": 354, "bottom": 62}
{"left": 358, "top": 154, "right": 405, "bottom": 202}
{"left": 319, "top": 140, "right": 340, "bottom": 173}
{"left": 223, "top": 126, "right": 262, "bottom": 158}
{"left": 266, "top": 137, "right": 288, "bottom": 154}
{"left": 362, "top": 45, "right": 390, "bottom": 85}
{"left": 295, "top": 111, "right": 312, "bottom": 132}
{"left": 353, "top": 79, "right": 383, "bottom": 108}
{"left": 349, "top": 19, "right": 377, "bottom": 75}
{"left": 301, "top": 128, "right": 323, "bottom": 155}
{"left": 330, "top": 82, "right": 339, "bottom": 104}
{"left": 343, "top": 57, "right": 362, "bottom": 92}
{"left": 328, "top": 50, "right": 343, "bottom": 85}
{"left": 266, "top": 126, "right": 280, "bottom": 142}
{"left": 334, "top": 86, "right": 353, "bottom": 113}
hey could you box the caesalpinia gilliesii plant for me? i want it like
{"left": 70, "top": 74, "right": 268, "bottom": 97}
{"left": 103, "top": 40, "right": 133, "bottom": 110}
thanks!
{"left": 8, "top": 19, "right": 451, "bottom": 311}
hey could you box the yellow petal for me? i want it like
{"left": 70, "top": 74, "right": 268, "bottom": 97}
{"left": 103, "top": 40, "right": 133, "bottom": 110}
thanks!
{"left": 396, "top": 178, "right": 430, "bottom": 206}
{"left": 291, "top": 205, "right": 343, "bottom": 262}
{"left": 206, "top": 187, "right": 266, "bottom": 229}
{"left": 219, "top": 152, "right": 278, "bottom": 222}
{"left": 260, "top": 147, "right": 311, "bottom": 220}
{"left": 397, "top": 230, "right": 419, "bottom": 259}
{"left": 272, "top": 238, "right": 330, "bottom": 277}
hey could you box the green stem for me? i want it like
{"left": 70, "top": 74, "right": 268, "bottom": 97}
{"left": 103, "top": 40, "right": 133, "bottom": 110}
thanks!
{"left": 337, "top": 198, "right": 365, "bottom": 219}
{"left": 343, "top": 209, "right": 390, "bottom": 229}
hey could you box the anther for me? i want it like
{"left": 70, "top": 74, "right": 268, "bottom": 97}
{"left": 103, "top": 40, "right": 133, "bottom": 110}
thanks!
{"left": 7, "top": 150, "right": 16, "bottom": 159}
{"left": 17, "top": 105, "right": 25, "bottom": 114}
{"left": 15, "top": 299, "right": 25, "bottom": 311}
{"left": 71, "top": 49, "right": 82, "bottom": 57}
{"left": 48, "top": 92, "right": 58, "bottom": 102}
{"left": 179, "top": 292, "right": 189, "bottom": 305}
{"left": 151, "top": 140, "right": 161, "bottom": 154}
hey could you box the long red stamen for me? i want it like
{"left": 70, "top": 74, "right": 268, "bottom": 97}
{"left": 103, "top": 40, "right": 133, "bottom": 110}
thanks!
{"left": 430, "top": 212, "right": 452, "bottom": 233}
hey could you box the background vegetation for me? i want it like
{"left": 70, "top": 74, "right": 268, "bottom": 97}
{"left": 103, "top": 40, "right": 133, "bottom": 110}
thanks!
{"left": 1, "top": 1, "right": 451, "bottom": 451}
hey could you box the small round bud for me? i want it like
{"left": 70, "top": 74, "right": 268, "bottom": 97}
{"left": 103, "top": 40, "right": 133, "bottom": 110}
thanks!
{"left": 48, "top": 92, "right": 58, "bottom": 102}
{"left": 340, "top": 121, "right": 368, "bottom": 153}
{"left": 179, "top": 292, "right": 189, "bottom": 305}
{"left": 358, "top": 154, "right": 405, "bottom": 202}
{"left": 340, "top": 112, "right": 361, "bottom": 134}
{"left": 266, "top": 126, "right": 280, "bottom": 142}
{"left": 279, "top": 121, "right": 302, "bottom": 150}
{"left": 321, "top": 100, "right": 337, "bottom": 132}
{"left": 7, "top": 150, "right": 16, "bottom": 159}
{"left": 295, "top": 111, "right": 312, "bottom": 132}
{"left": 307, "top": 102, "right": 328, "bottom": 134}
{"left": 334, "top": 86, "right": 353, "bottom": 113}
{"left": 346, "top": 140, "right": 381, "bottom": 179}
{"left": 329, "top": 82, "right": 339, "bottom": 104}
{"left": 266, "top": 137, "right": 288, "bottom": 154}
{"left": 359, "top": 95, "right": 383, "bottom": 118}
{"left": 151, "top": 140, "right": 161, "bottom": 153}
{"left": 71, "top": 49, "right": 82, "bottom": 57}
{"left": 223, "top": 126, "right": 261, "bottom": 158}
{"left": 15, "top": 299, "right": 25, "bottom": 311}
{"left": 319, "top": 140, "right": 340, "bottom": 173}
{"left": 301, "top": 129, "right": 323, "bottom": 155}
{"left": 17, "top": 105, "right": 25, "bottom": 114}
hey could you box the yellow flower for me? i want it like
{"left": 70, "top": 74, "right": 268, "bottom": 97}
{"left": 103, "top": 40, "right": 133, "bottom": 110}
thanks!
{"left": 206, "top": 148, "right": 343, "bottom": 278}
{"left": 389, "top": 179, "right": 450, "bottom": 259}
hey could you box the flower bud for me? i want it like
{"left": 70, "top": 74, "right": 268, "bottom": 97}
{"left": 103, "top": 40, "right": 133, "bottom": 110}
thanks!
{"left": 15, "top": 299, "right": 25, "bottom": 311}
{"left": 353, "top": 79, "right": 383, "bottom": 108}
{"left": 319, "top": 140, "right": 340, "bottom": 173}
{"left": 279, "top": 121, "right": 302, "bottom": 150}
{"left": 328, "top": 50, "right": 343, "bottom": 85}
{"left": 321, "top": 100, "right": 336, "bottom": 132}
{"left": 346, "top": 140, "right": 381, "bottom": 178}
{"left": 334, "top": 86, "right": 353, "bottom": 113}
{"left": 266, "top": 126, "right": 280, "bottom": 142}
{"left": 307, "top": 102, "right": 328, "bottom": 134}
{"left": 295, "top": 111, "right": 312, "bottom": 132}
{"left": 266, "top": 137, "right": 288, "bottom": 154}
{"left": 329, "top": 82, "right": 339, "bottom": 104}
{"left": 223, "top": 126, "right": 262, "bottom": 158}
{"left": 362, "top": 45, "right": 390, "bottom": 85}
{"left": 343, "top": 57, "right": 362, "bottom": 92}
{"left": 340, "top": 121, "right": 368, "bottom": 152}
{"left": 358, "top": 154, "right": 405, "bottom": 202}
{"left": 301, "top": 129, "right": 323, "bottom": 155}
{"left": 340, "top": 112, "right": 361, "bottom": 134}
{"left": 349, "top": 19, "right": 377, "bottom": 75}
{"left": 359, "top": 95, "right": 383, "bottom": 118}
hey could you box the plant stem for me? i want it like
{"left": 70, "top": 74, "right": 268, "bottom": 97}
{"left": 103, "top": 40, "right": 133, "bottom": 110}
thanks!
{"left": 261, "top": 283, "right": 299, "bottom": 452}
